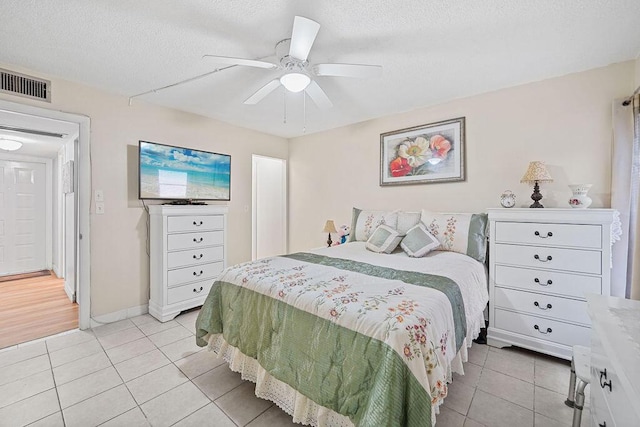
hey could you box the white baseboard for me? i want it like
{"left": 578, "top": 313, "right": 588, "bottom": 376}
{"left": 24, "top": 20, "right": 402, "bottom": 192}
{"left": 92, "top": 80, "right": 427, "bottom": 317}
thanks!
{"left": 63, "top": 280, "right": 75, "bottom": 303}
{"left": 90, "top": 304, "right": 149, "bottom": 328}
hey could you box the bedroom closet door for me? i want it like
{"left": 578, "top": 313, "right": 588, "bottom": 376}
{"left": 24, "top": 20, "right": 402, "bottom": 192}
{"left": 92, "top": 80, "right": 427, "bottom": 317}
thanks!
{"left": 0, "top": 160, "right": 47, "bottom": 275}
{"left": 252, "top": 155, "right": 287, "bottom": 260}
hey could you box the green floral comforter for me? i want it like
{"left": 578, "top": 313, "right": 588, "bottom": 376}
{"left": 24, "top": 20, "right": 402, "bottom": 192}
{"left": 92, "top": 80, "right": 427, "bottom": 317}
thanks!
{"left": 196, "top": 246, "right": 487, "bottom": 427}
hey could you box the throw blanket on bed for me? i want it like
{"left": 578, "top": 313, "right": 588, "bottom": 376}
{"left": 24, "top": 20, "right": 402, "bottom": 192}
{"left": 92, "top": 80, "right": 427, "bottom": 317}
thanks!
{"left": 196, "top": 252, "right": 467, "bottom": 427}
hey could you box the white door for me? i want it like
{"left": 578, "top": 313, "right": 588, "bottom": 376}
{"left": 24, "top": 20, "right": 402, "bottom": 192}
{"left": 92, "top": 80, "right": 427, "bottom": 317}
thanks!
{"left": 0, "top": 160, "right": 47, "bottom": 275}
{"left": 252, "top": 156, "right": 287, "bottom": 260}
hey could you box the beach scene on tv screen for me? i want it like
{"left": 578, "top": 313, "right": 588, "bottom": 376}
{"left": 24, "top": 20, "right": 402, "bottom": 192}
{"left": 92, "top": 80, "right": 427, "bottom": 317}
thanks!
{"left": 140, "top": 142, "right": 230, "bottom": 200}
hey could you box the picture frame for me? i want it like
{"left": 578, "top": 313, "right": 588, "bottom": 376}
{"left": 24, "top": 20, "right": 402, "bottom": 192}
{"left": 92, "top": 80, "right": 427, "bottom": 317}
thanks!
{"left": 380, "top": 117, "right": 465, "bottom": 186}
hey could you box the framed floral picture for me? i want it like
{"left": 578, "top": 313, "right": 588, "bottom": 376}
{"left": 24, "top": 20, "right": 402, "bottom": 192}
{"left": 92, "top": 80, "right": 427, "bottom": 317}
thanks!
{"left": 380, "top": 117, "right": 465, "bottom": 186}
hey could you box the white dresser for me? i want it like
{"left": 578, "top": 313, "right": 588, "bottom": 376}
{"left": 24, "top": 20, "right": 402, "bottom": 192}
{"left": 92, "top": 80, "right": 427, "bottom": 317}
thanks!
{"left": 587, "top": 294, "right": 640, "bottom": 427}
{"left": 148, "top": 205, "right": 228, "bottom": 322}
{"left": 487, "top": 208, "right": 616, "bottom": 360}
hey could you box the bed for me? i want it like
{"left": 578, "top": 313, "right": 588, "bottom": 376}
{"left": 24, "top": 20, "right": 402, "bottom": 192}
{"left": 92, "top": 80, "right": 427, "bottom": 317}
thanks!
{"left": 196, "top": 224, "right": 489, "bottom": 427}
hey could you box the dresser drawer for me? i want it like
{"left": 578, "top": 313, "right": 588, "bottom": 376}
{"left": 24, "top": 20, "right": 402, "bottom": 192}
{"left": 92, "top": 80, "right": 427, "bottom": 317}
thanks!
{"left": 494, "top": 265, "right": 601, "bottom": 300}
{"left": 494, "top": 244, "right": 601, "bottom": 274}
{"left": 590, "top": 384, "right": 616, "bottom": 427}
{"left": 167, "top": 261, "right": 224, "bottom": 287}
{"left": 167, "top": 230, "right": 224, "bottom": 251}
{"left": 494, "top": 288, "right": 590, "bottom": 325}
{"left": 494, "top": 309, "right": 590, "bottom": 347}
{"left": 167, "top": 280, "right": 214, "bottom": 305}
{"left": 167, "top": 215, "right": 224, "bottom": 233}
{"left": 167, "top": 246, "right": 224, "bottom": 269}
{"left": 494, "top": 222, "right": 601, "bottom": 249}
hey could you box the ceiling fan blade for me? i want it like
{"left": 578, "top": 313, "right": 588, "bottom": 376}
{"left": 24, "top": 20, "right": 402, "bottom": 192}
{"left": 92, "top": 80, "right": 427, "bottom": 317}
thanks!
{"left": 289, "top": 16, "right": 320, "bottom": 62}
{"left": 202, "top": 55, "right": 278, "bottom": 69}
{"left": 305, "top": 81, "right": 333, "bottom": 109}
{"left": 313, "top": 63, "right": 382, "bottom": 78}
{"left": 244, "top": 79, "right": 281, "bottom": 105}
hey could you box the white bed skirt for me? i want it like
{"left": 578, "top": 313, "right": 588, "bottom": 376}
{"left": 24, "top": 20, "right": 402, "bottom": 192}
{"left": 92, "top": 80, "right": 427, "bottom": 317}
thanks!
{"left": 204, "top": 309, "right": 483, "bottom": 427}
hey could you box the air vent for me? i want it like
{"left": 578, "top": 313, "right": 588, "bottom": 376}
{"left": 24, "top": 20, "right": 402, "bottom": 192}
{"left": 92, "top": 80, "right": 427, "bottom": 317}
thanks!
{"left": 0, "top": 68, "right": 51, "bottom": 102}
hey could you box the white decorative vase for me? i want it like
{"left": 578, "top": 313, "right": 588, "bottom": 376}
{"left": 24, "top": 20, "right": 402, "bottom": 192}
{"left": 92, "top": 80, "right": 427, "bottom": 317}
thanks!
{"left": 568, "top": 184, "right": 592, "bottom": 209}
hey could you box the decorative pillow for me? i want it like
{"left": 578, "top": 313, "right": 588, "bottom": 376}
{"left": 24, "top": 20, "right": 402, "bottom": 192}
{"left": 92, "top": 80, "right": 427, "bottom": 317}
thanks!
{"left": 419, "top": 210, "right": 489, "bottom": 263}
{"left": 400, "top": 223, "right": 441, "bottom": 257}
{"left": 396, "top": 211, "right": 421, "bottom": 235}
{"left": 365, "top": 225, "right": 403, "bottom": 254}
{"left": 349, "top": 209, "right": 399, "bottom": 242}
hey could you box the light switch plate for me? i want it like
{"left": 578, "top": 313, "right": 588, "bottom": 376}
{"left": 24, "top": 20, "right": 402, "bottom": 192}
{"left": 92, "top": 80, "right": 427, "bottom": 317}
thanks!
{"left": 95, "top": 190, "right": 104, "bottom": 202}
{"left": 96, "top": 202, "right": 105, "bottom": 214}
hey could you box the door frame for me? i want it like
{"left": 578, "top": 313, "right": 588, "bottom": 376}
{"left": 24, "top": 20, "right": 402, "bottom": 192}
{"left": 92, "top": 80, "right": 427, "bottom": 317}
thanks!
{"left": 251, "top": 154, "right": 287, "bottom": 261}
{"left": 0, "top": 154, "right": 53, "bottom": 272}
{"left": 0, "top": 99, "right": 91, "bottom": 330}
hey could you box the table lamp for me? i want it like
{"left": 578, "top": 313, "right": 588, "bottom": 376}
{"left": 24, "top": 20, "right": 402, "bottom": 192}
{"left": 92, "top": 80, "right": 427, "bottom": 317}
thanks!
{"left": 323, "top": 220, "right": 338, "bottom": 247}
{"left": 520, "top": 161, "right": 553, "bottom": 208}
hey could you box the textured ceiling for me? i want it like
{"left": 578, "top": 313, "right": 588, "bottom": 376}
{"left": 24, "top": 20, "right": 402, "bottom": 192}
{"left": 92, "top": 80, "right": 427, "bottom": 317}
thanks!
{"left": 1, "top": 0, "right": 639, "bottom": 138}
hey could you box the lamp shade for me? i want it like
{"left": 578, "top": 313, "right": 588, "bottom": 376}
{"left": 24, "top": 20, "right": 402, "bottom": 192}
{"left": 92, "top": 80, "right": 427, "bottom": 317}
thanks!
{"left": 520, "top": 161, "right": 553, "bottom": 183}
{"left": 323, "top": 220, "right": 338, "bottom": 233}
{"left": 280, "top": 72, "right": 311, "bottom": 93}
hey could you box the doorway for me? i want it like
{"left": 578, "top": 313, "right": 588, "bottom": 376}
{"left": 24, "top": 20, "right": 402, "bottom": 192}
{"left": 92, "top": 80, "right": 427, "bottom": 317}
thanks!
{"left": 252, "top": 155, "right": 287, "bottom": 260}
{"left": 0, "top": 99, "right": 90, "bottom": 341}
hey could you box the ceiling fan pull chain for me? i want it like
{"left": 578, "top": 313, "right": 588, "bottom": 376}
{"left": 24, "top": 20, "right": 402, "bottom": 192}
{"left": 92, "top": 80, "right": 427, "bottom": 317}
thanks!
{"left": 283, "top": 89, "right": 287, "bottom": 124}
{"left": 303, "top": 91, "right": 307, "bottom": 133}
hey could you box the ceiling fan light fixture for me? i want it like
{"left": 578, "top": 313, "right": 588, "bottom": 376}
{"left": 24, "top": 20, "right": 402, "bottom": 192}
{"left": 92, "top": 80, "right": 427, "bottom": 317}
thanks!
{"left": 280, "top": 72, "right": 310, "bottom": 93}
{"left": 0, "top": 138, "right": 22, "bottom": 151}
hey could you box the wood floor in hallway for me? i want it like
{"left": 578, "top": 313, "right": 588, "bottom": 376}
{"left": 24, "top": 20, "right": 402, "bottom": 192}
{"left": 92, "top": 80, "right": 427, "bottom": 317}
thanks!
{"left": 0, "top": 271, "right": 78, "bottom": 349}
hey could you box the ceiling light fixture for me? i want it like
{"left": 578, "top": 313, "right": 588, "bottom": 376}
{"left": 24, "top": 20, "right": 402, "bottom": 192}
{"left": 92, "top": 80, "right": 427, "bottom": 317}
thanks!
{"left": 280, "top": 72, "right": 310, "bottom": 93}
{"left": 0, "top": 138, "right": 22, "bottom": 151}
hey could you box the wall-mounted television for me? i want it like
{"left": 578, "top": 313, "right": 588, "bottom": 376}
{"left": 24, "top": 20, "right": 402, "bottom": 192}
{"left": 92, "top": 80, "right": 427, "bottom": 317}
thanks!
{"left": 138, "top": 140, "right": 231, "bottom": 201}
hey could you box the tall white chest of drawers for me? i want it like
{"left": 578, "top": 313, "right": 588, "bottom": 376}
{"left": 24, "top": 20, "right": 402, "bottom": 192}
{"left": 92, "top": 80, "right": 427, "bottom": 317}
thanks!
{"left": 487, "top": 208, "right": 616, "bottom": 360}
{"left": 148, "top": 205, "right": 228, "bottom": 322}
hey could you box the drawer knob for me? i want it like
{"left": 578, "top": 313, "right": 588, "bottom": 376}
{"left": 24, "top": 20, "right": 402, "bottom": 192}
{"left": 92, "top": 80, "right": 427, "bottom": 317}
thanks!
{"left": 533, "top": 324, "right": 552, "bottom": 334}
{"left": 193, "top": 270, "right": 204, "bottom": 277}
{"left": 193, "top": 286, "right": 204, "bottom": 293}
{"left": 533, "top": 278, "right": 553, "bottom": 286}
{"left": 599, "top": 423, "right": 606, "bottom": 427}
{"left": 193, "top": 237, "right": 204, "bottom": 243}
{"left": 534, "top": 254, "right": 552, "bottom": 262}
{"left": 193, "top": 254, "right": 204, "bottom": 260}
{"left": 193, "top": 221, "right": 203, "bottom": 226}
{"left": 599, "top": 369, "right": 612, "bottom": 391}
{"left": 533, "top": 301, "right": 552, "bottom": 310}
{"left": 534, "top": 231, "right": 553, "bottom": 238}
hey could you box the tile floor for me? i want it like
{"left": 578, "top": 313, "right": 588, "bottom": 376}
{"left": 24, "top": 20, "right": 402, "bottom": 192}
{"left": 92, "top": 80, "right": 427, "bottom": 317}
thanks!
{"left": 0, "top": 309, "right": 587, "bottom": 427}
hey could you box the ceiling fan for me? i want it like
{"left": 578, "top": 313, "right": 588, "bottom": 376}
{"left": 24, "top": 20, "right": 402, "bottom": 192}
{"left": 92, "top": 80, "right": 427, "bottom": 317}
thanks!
{"left": 203, "top": 16, "right": 383, "bottom": 109}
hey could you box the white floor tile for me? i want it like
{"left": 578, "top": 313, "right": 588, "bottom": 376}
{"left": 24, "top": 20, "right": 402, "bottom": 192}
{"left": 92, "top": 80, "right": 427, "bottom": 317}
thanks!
{"left": 534, "top": 412, "right": 571, "bottom": 427}
{"left": 114, "top": 349, "right": 170, "bottom": 382}
{"left": 159, "top": 336, "right": 203, "bottom": 362}
{"left": 137, "top": 320, "right": 180, "bottom": 336}
{"left": 467, "top": 344, "right": 489, "bottom": 367}
{"left": 105, "top": 337, "right": 155, "bottom": 365}
{"left": 435, "top": 406, "right": 466, "bottom": 427}
{"left": 26, "top": 411, "right": 65, "bottom": 427}
{"left": 245, "top": 405, "right": 298, "bottom": 427}
{"left": 534, "top": 358, "right": 571, "bottom": 395}
{"left": 57, "top": 366, "right": 123, "bottom": 409}
{"left": 140, "top": 381, "right": 209, "bottom": 427}
{"left": 0, "top": 369, "right": 54, "bottom": 409}
{"left": 443, "top": 380, "right": 475, "bottom": 416}
{"left": 467, "top": 390, "right": 533, "bottom": 427}
{"left": 0, "top": 354, "right": 50, "bottom": 386}
{"left": 62, "top": 384, "right": 136, "bottom": 427}
{"left": 147, "top": 325, "right": 192, "bottom": 348}
{"left": 100, "top": 407, "right": 150, "bottom": 427}
{"left": 0, "top": 342, "right": 47, "bottom": 369}
{"left": 175, "top": 309, "right": 200, "bottom": 333}
{"left": 175, "top": 349, "right": 225, "bottom": 379}
{"left": 452, "top": 362, "right": 482, "bottom": 388}
{"left": 216, "top": 382, "right": 272, "bottom": 426}
{"left": 130, "top": 314, "right": 157, "bottom": 327}
{"left": 463, "top": 418, "right": 486, "bottom": 427}
{"left": 91, "top": 319, "right": 136, "bottom": 338}
{"left": 485, "top": 348, "right": 535, "bottom": 383}
{"left": 46, "top": 330, "right": 95, "bottom": 353}
{"left": 53, "top": 351, "right": 111, "bottom": 385}
{"left": 49, "top": 338, "right": 102, "bottom": 368}
{"left": 533, "top": 386, "right": 574, "bottom": 425}
{"left": 0, "top": 389, "right": 60, "bottom": 427}
{"left": 172, "top": 403, "right": 235, "bottom": 427}
{"left": 97, "top": 327, "right": 145, "bottom": 350}
{"left": 478, "top": 368, "right": 534, "bottom": 410}
{"left": 126, "top": 364, "right": 188, "bottom": 405}
{"left": 192, "top": 365, "right": 244, "bottom": 401}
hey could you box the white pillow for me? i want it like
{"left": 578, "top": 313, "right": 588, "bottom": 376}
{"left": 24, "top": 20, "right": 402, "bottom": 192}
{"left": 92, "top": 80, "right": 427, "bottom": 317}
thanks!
{"left": 400, "top": 223, "right": 441, "bottom": 257}
{"left": 353, "top": 210, "right": 399, "bottom": 242}
{"left": 397, "top": 211, "right": 421, "bottom": 235}
{"left": 365, "top": 225, "right": 403, "bottom": 254}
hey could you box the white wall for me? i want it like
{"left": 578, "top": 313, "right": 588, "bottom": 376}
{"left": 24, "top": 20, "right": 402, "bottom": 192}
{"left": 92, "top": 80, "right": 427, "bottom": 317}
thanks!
{"left": 288, "top": 61, "right": 635, "bottom": 252}
{"left": 0, "top": 63, "right": 288, "bottom": 317}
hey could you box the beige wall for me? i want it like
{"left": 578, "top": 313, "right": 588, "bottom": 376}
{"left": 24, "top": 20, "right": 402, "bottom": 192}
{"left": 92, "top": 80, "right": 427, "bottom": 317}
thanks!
{"left": 289, "top": 61, "right": 635, "bottom": 252}
{"left": 0, "top": 64, "right": 288, "bottom": 317}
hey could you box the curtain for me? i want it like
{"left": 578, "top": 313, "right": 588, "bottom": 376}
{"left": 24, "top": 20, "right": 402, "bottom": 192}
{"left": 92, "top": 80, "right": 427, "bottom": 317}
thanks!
{"left": 611, "top": 96, "right": 640, "bottom": 299}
